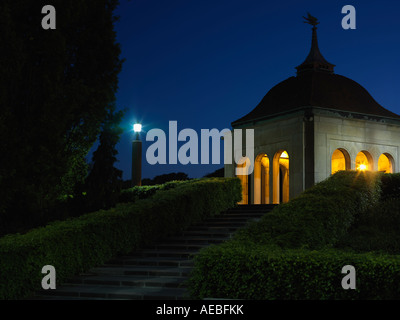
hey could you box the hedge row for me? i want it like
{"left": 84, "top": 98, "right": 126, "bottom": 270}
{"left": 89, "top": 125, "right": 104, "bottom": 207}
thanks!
{"left": 119, "top": 180, "right": 191, "bottom": 203}
{"left": 188, "top": 171, "right": 392, "bottom": 299}
{"left": 0, "top": 177, "right": 241, "bottom": 300}
{"left": 188, "top": 243, "right": 400, "bottom": 300}
{"left": 335, "top": 173, "right": 400, "bottom": 254}
{"left": 337, "top": 197, "right": 400, "bottom": 254}
{"left": 234, "top": 171, "right": 382, "bottom": 249}
{"left": 380, "top": 173, "right": 400, "bottom": 200}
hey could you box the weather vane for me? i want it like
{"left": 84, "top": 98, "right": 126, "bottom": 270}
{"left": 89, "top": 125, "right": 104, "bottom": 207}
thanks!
{"left": 303, "top": 12, "right": 319, "bottom": 27}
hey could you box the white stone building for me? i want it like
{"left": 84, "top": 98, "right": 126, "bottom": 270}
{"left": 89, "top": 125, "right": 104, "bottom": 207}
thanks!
{"left": 225, "top": 20, "right": 400, "bottom": 205}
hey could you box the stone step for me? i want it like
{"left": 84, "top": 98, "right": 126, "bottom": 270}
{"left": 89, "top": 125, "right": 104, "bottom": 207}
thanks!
{"left": 186, "top": 225, "right": 240, "bottom": 232}
{"left": 33, "top": 204, "right": 277, "bottom": 300}
{"left": 197, "top": 221, "right": 248, "bottom": 227}
{"left": 147, "top": 243, "right": 209, "bottom": 251}
{"left": 180, "top": 230, "right": 233, "bottom": 238}
{"left": 67, "top": 274, "right": 188, "bottom": 289}
{"left": 204, "top": 217, "right": 250, "bottom": 222}
{"left": 161, "top": 236, "right": 229, "bottom": 244}
{"left": 88, "top": 265, "right": 193, "bottom": 277}
{"left": 130, "top": 249, "right": 198, "bottom": 259}
{"left": 229, "top": 204, "right": 277, "bottom": 212}
{"left": 220, "top": 212, "right": 266, "bottom": 218}
{"left": 36, "top": 284, "right": 188, "bottom": 300}
{"left": 108, "top": 257, "right": 194, "bottom": 267}
{"left": 31, "top": 295, "right": 110, "bottom": 300}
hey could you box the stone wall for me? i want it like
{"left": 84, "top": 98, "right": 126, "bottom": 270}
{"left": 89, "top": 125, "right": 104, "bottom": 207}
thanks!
{"left": 226, "top": 111, "right": 305, "bottom": 203}
{"left": 314, "top": 110, "right": 400, "bottom": 183}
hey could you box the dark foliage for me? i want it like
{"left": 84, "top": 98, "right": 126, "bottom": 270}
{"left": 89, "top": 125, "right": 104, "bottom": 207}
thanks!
{"left": 0, "top": 178, "right": 241, "bottom": 299}
{"left": 337, "top": 197, "right": 400, "bottom": 253}
{"left": 234, "top": 171, "right": 381, "bottom": 249}
{"left": 79, "top": 109, "right": 124, "bottom": 213}
{"left": 203, "top": 167, "right": 224, "bottom": 178}
{"left": 380, "top": 173, "right": 400, "bottom": 200}
{"left": 119, "top": 180, "right": 192, "bottom": 203}
{"left": 187, "top": 171, "right": 400, "bottom": 300}
{"left": 141, "top": 172, "right": 190, "bottom": 186}
{"left": 0, "top": 0, "right": 123, "bottom": 232}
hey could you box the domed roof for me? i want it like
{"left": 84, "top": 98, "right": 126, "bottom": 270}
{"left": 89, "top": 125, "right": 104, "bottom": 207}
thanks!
{"left": 232, "top": 15, "right": 400, "bottom": 127}
{"left": 232, "top": 71, "right": 400, "bottom": 126}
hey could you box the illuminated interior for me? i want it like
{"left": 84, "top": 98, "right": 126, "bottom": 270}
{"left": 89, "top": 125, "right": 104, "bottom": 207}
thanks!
{"left": 273, "top": 150, "right": 289, "bottom": 204}
{"left": 355, "top": 151, "right": 372, "bottom": 171}
{"left": 237, "top": 158, "right": 249, "bottom": 204}
{"left": 254, "top": 154, "right": 270, "bottom": 204}
{"left": 331, "top": 148, "right": 350, "bottom": 174}
{"left": 378, "top": 153, "right": 393, "bottom": 173}
{"left": 235, "top": 148, "right": 395, "bottom": 205}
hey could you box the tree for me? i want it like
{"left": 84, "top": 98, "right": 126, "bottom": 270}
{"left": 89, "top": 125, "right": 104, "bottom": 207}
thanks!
{"left": 203, "top": 167, "right": 225, "bottom": 178}
{"left": 83, "top": 108, "right": 124, "bottom": 212}
{"left": 0, "top": 0, "right": 123, "bottom": 229}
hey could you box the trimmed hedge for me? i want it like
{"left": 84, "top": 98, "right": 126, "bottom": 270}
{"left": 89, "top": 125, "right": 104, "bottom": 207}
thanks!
{"left": 337, "top": 197, "right": 400, "bottom": 254}
{"left": 234, "top": 171, "right": 382, "bottom": 249}
{"left": 119, "top": 180, "right": 192, "bottom": 203}
{"left": 187, "top": 171, "right": 398, "bottom": 299}
{"left": 188, "top": 243, "right": 400, "bottom": 300}
{"left": 0, "top": 177, "right": 241, "bottom": 300}
{"left": 380, "top": 173, "right": 400, "bottom": 200}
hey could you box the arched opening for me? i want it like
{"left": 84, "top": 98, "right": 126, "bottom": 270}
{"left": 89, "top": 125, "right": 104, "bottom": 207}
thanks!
{"left": 273, "top": 150, "right": 289, "bottom": 204}
{"left": 355, "top": 151, "right": 373, "bottom": 172}
{"left": 378, "top": 153, "right": 394, "bottom": 173}
{"left": 254, "top": 154, "right": 270, "bottom": 204}
{"left": 237, "top": 157, "right": 250, "bottom": 204}
{"left": 331, "top": 148, "right": 351, "bottom": 174}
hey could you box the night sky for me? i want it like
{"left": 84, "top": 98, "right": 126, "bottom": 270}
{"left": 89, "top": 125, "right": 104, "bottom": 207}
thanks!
{"left": 110, "top": 0, "right": 400, "bottom": 181}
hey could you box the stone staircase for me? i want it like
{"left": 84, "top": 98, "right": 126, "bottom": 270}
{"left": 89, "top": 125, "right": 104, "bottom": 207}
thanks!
{"left": 33, "top": 204, "right": 276, "bottom": 300}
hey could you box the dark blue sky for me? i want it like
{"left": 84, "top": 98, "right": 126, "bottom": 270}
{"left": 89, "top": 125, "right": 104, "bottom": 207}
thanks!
{"left": 111, "top": 0, "right": 400, "bottom": 181}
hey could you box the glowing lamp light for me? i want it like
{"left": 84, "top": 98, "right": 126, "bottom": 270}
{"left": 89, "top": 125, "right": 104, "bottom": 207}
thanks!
{"left": 358, "top": 164, "right": 367, "bottom": 171}
{"left": 280, "top": 151, "right": 289, "bottom": 159}
{"left": 133, "top": 123, "right": 142, "bottom": 133}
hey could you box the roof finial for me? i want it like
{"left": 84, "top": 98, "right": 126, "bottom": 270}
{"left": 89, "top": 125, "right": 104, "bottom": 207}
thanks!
{"left": 296, "top": 13, "right": 335, "bottom": 75}
{"left": 303, "top": 12, "right": 319, "bottom": 28}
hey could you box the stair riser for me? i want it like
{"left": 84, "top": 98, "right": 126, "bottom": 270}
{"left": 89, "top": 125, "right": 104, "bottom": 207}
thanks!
{"left": 67, "top": 279, "right": 187, "bottom": 289}
{"left": 181, "top": 231, "right": 233, "bottom": 238}
{"left": 124, "top": 270, "right": 191, "bottom": 277}
{"left": 107, "top": 260, "right": 194, "bottom": 267}
{"left": 187, "top": 226, "right": 239, "bottom": 232}
{"left": 161, "top": 238, "right": 227, "bottom": 245}
{"left": 40, "top": 290, "right": 186, "bottom": 300}
{"left": 129, "top": 252, "right": 196, "bottom": 259}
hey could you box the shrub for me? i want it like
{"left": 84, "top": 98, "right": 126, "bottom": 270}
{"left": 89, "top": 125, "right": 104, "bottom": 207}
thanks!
{"left": 337, "top": 197, "right": 400, "bottom": 254}
{"left": 187, "top": 171, "right": 392, "bottom": 300}
{"left": 0, "top": 177, "right": 241, "bottom": 300}
{"left": 234, "top": 171, "right": 382, "bottom": 249}
{"left": 119, "top": 180, "right": 192, "bottom": 203}
{"left": 188, "top": 243, "right": 400, "bottom": 300}
{"left": 380, "top": 173, "right": 400, "bottom": 200}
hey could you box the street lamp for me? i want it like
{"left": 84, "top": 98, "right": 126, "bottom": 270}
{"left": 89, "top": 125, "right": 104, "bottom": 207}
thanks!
{"left": 132, "top": 123, "right": 142, "bottom": 187}
{"left": 133, "top": 123, "right": 142, "bottom": 135}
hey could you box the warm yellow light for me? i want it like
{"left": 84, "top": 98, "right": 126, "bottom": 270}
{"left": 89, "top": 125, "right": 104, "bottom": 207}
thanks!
{"left": 331, "top": 149, "right": 346, "bottom": 174}
{"left": 280, "top": 151, "right": 289, "bottom": 159}
{"left": 358, "top": 164, "right": 367, "bottom": 171}
{"left": 261, "top": 155, "right": 269, "bottom": 167}
{"left": 378, "top": 154, "right": 392, "bottom": 173}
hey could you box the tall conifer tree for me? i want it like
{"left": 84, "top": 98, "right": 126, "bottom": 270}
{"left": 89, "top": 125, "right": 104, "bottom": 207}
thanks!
{"left": 0, "top": 0, "right": 123, "bottom": 229}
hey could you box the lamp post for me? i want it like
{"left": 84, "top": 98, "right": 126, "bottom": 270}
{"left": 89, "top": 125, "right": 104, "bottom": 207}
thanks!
{"left": 132, "top": 123, "right": 142, "bottom": 187}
